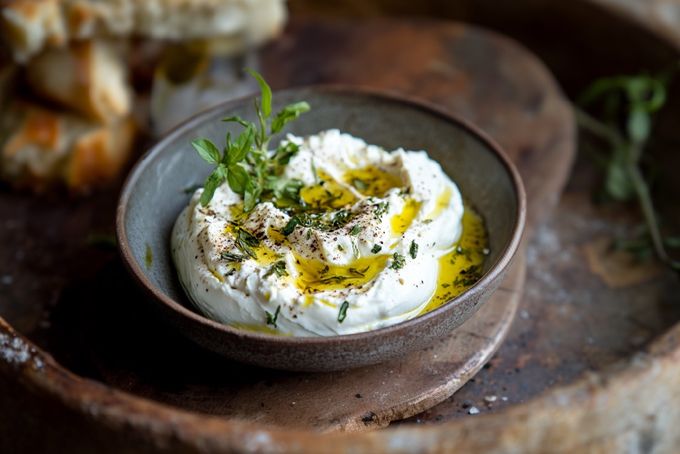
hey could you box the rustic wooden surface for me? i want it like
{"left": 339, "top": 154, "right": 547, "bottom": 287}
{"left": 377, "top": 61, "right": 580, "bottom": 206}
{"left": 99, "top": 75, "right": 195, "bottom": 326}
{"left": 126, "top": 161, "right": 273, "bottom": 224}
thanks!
{"left": 2, "top": 2, "right": 679, "bottom": 451}
{"left": 0, "top": 16, "right": 574, "bottom": 451}
{"left": 262, "top": 19, "right": 574, "bottom": 231}
{"left": 47, "top": 253, "right": 522, "bottom": 433}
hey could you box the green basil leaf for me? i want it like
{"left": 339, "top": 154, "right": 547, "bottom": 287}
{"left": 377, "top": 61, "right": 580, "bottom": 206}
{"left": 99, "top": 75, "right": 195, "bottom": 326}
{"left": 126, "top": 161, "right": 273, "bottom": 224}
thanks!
{"left": 229, "top": 124, "right": 254, "bottom": 164}
{"left": 246, "top": 68, "right": 272, "bottom": 118}
{"left": 271, "top": 102, "right": 310, "bottom": 134}
{"left": 200, "top": 168, "right": 224, "bottom": 206}
{"left": 227, "top": 163, "right": 249, "bottom": 194}
{"left": 192, "top": 139, "right": 220, "bottom": 164}
{"left": 243, "top": 181, "right": 260, "bottom": 212}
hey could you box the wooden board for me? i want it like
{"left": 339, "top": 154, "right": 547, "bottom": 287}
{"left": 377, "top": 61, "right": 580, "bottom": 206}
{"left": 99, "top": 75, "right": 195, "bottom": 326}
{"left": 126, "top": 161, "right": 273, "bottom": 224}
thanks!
{"left": 49, "top": 254, "right": 522, "bottom": 433}
{"left": 262, "top": 18, "right": 575, "bottom": 231}
{"left": 0, "top": 15, "right": 583, "bottom": 453}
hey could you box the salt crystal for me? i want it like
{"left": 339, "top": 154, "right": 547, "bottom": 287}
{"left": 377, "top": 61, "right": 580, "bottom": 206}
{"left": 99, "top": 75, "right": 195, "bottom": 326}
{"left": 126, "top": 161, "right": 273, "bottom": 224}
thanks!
{"left": 468, "top": 406, "right": 480, "bottom": 415}
{"left": 0, "top": 333, "right": 31, "bottom": 365}
{"left": 484, "top": 395, "right": 497, "bottom": 403}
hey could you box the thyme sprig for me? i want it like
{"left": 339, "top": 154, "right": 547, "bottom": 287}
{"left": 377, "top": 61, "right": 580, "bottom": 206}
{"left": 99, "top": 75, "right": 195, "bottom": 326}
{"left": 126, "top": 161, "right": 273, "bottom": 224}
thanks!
{"left": 576, "top": 70, "right": 680, "bottom": 271}
{"left": 193, "top": 69, "right": 310, "bottom": 210}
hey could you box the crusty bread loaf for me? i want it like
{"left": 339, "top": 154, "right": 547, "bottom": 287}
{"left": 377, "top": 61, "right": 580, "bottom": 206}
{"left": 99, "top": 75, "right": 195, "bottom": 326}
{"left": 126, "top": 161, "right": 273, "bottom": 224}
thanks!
{"left": 1, "top": 0, "right": 286, "bottom": 63}
{"left": 26, "top": 40, "right": 131, "bottom": 121}
{"left": 0, "top": 100, "right": 135, "bottom": 193}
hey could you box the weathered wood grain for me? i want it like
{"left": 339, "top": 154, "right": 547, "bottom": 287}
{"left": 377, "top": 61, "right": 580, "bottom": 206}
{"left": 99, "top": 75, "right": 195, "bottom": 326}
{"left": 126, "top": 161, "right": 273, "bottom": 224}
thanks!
{"left": 6, "top": 4, "right": 677, "bottom": 451}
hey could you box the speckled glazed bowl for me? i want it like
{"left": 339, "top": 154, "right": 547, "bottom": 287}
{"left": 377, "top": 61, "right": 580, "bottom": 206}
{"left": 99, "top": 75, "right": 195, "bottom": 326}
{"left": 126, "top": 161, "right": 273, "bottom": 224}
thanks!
{"left": 116, "top": 87, "right": 525, "bottom": 372}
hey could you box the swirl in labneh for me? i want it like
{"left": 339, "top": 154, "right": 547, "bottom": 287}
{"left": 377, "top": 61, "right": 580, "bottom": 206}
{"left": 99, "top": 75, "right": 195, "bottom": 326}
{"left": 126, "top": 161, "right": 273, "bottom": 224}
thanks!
{"left": 172, "top": 129, "right": 488, "bottom": 336}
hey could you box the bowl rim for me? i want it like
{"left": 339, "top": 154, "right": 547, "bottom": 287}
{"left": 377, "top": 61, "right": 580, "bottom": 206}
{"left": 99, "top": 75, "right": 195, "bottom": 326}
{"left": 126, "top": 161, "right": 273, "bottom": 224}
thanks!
{"left": 116, "top": 84, "right": 526, "bottom": 346}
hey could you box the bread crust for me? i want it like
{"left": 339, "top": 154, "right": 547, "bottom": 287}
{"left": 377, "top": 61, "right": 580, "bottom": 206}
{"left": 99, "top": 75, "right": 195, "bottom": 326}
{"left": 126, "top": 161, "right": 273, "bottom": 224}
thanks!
{"left": 26, "top": 40, "right": 132, "bottom": 121}
{"left": 0, "top": 100, "right": 135, "bottom": 193}
{"left": 1, "top": 0, "right": 286, "bottom": 62}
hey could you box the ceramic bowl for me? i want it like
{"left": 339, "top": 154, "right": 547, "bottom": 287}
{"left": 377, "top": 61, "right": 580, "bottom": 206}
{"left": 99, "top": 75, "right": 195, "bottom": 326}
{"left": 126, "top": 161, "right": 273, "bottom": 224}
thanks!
{"left": 116, "top": 87, "right": 525, "bottom": 372}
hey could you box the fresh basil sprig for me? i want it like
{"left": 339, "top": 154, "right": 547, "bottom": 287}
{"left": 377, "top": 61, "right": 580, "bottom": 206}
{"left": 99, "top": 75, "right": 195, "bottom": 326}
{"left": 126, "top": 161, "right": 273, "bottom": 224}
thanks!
{"left": 192, "top": 69, "right": 311, "bottom": 210}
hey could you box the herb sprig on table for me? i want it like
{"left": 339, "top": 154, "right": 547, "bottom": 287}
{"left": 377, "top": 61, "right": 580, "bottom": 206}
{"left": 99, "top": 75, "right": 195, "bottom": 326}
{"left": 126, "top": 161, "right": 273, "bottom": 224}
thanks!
{"left": 576, "top": 69, "right": 680, "bottom": 271}
{"left": 192, "top": 69, "right": 310, "bottom": 210}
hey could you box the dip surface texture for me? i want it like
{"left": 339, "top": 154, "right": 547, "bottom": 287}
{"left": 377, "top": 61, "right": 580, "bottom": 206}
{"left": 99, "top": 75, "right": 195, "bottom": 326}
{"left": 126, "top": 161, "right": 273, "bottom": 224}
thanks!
{"left": 172, "top": 129, "right": 484, "bottom": 336}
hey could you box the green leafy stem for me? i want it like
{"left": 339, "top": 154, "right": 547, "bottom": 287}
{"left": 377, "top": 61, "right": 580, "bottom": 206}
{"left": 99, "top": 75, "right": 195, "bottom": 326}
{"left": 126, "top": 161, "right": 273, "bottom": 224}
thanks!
{"left": 576, "top": 70, "right": 680, "bottom": 271}
{"left": 192, "top": 69, "right": 310, "bottom": 210}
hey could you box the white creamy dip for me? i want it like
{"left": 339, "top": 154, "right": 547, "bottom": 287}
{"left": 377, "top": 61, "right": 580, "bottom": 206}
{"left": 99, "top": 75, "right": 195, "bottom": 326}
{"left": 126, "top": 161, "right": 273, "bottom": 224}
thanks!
{"left": 171, "top": 129, "right": 465, "bottom": 336}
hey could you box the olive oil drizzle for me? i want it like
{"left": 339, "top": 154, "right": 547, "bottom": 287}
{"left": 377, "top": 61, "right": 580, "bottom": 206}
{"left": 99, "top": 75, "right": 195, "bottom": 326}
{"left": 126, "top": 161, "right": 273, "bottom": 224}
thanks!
{"left": 218, "top": 163, "right": 488, "bottom": 324}
{"left": 300, "top": 169, "right": 357, "bottom": 210}
{"left": 421, "top": 206, "right": 488, "bottom": 314}
{"left": 343, "top": 166, "right": 402, "bottom": 198}
{"left": 391, "top": 198, "right": 421, "bottom": 236}
{"left": 293, "top": 254, "right": 389, "bottom": 294}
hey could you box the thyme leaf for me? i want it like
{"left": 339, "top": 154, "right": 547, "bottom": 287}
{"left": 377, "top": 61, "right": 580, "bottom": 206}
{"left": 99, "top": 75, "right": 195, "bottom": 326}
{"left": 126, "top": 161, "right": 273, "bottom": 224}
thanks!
{"left": 193, "top": 70, "right": 310, "bottom": 209}
{"left": 264, "top": 260, "right": 288, "bottom": 278}
{"left": 577, "top": 69, "right": 680, "bottom": 271}
{"left": 338, "top": 301, "right": 349, "bottom": 323}
{"left": 390, "top": 252, "right": 405, "bottom": 270}
{"left": 265, "top": 305, "right": 281, "bottom": 328}
{"left": 409, "top": 240, "right": 419, "bottom": 259}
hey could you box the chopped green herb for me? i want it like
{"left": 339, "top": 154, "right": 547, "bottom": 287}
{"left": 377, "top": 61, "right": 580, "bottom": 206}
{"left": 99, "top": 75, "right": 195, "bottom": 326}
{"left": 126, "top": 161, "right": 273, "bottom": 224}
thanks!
{"left": 338, "top": 301, "right": 349, "bottom": 323}
{"left": 348, "top": 266, "right": 369, "bottom": 277}
{"left": 234, "top": 227, "right": 259, "bottom": 259}
{"left": 221, "top": 252, "right": 245, "bottom": 262}
{"left": 409, "top": 240, "right": 419, "bottom": 259}
{"left": 390, "top": 252, "right": 405, "bottom": 270}
{"left": 349, "top": 225, "right": 362, "bottom": 236}
{"left": 265, "top": 305, "right": 281, "bottom": 327}
{"left": 283, "top": 216, "right": 301, "bottom": 236}
{"left": 423, "top": 219, "right": 433, "bottom": 224}
{"left": 323, "top": 276, "right": 349, "bottom": 284}
{"left": 331, "top": 209, "right": 351, "bottom": 228}
{"left": 374, "top": 201, "right": 389, "bottom": 218}
{"left": 454, "top": 265, "right": 482, "bottom": 287}
{"left": 264, "top": 260, "right": 288, "bottom": 278}
{"left": 371, "top": 244, "right": 382, "bottom": 254}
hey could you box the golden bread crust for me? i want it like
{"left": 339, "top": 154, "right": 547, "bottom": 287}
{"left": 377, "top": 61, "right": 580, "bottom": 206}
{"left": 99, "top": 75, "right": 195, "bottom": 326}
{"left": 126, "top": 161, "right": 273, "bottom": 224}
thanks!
{"left": 1, "top": 0, "right": 286, "bottom": 62}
